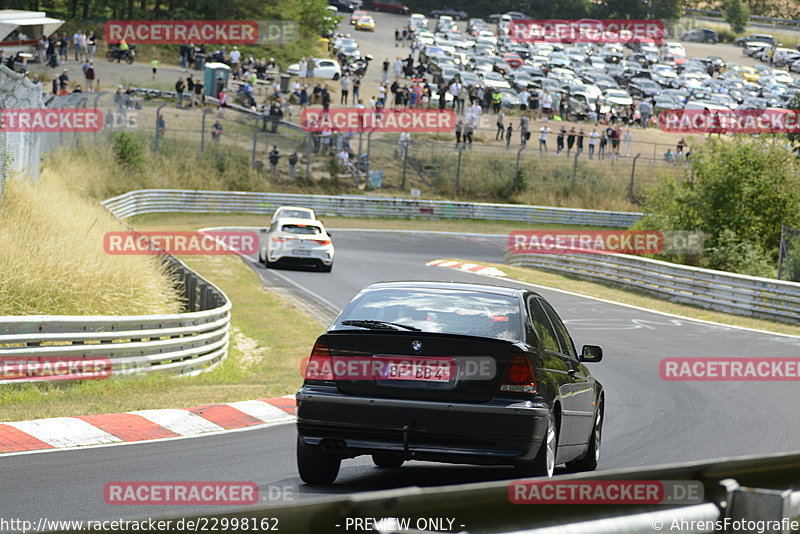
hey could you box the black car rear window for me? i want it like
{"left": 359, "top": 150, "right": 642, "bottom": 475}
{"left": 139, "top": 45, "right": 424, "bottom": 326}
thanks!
{"left": 335, "top": 289, "right": 522, "bottom": 341}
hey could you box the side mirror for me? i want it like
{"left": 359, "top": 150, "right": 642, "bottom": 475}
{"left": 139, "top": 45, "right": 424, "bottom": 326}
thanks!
{"left": 579, "top": 345, "right": 603, "bottom": 363}
{"left": 260, "top": 228, "right": 268, "bottom": 234}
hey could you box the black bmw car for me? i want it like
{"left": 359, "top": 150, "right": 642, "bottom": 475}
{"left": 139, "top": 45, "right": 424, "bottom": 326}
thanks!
{"left": 296, "top": 281, "right": 605, "bottom": 484}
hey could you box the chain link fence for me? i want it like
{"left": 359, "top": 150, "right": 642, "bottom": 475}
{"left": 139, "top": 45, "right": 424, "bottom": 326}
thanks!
{"left": 778, "top": 225, "right": 800, "bottom": 282}
{"left": 0, "top": 65, "right": 47, "bottom": 200}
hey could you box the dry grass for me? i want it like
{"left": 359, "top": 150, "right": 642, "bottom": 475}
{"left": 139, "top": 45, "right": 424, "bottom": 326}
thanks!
{"left": 0, "top": 171, "right": 181, "bottom": 316}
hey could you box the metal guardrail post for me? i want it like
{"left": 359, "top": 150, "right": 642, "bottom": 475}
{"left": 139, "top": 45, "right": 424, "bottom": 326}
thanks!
{"left": 629, "top": 153, "right": 641, "bottom": 203}
{"left": 516, "top": 144, "right": 525, "bottom": 175}
{"left": 200, "top": 108, "right": 212, "bottom": 153}
{"left": 187, "top": 275, "right": 197, "bottom": 312}
{"left": 252, "top": 117, "right": 259, "bottom": 168}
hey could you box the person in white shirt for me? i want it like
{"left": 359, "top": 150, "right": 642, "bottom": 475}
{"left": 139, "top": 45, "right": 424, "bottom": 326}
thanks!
{"left": 623, "top": 129, "right": 633, "bottom": 156}
{"left": 541, "top": 90, "right": 553, "bottom": 119}
{"left": 337, "top": 149, "right": 351, "bottom": 170}
{"left": 588, "top": 129, "right": 600, "bottom": 159}
{"left": 449, "top": 81, "right": 461, "bottom": 110}
{"left": 539, "top": 121, "right": 552, "bottom": 153}
{"left": 229, "top": 47, "right": 241, "bottom": 72}
{"left": 394, "top": 58, "right": 403, "bottom": 79}
{"left": 517, "top": 89, "right": 529, "bottom": 111}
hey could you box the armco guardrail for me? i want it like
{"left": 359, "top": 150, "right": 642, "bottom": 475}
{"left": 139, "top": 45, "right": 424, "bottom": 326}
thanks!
{"left": 59, "top": 450, "right": 800, "bottom": 534}
{"left": 507, "top": 250, "right": 800, "bottom": 324}
{"left": 102, "top": 189, "right": 643, "bottom": 228}
{"left": 0, "top": 255, "right": 231, "bottom": 384}
{"left": 684, "top": 8, "right": 800, "bottom": 29}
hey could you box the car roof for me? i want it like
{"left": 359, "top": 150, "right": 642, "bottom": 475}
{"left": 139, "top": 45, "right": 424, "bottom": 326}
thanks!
{"left": 363, "top": 280, "right": 525, "bottom": 297}
{"left": 275, "top": 206, "right": 314, "bottom": 213}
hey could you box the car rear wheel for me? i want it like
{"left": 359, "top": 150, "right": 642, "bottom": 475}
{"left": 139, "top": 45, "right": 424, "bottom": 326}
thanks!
{"left": 333, "top": 73, "right": 340, "bottom": 80}
{"left": 514, "top": 414, "right": 557, "bottom": 477}
{"left": 565, "top": 401, "right": 603, "bottom": 472}
{"left": 372, "top": 453, "right": 404, "bottom": 468}
{"left": 297, "top": 437, "right": 341, "bottom": 485}
{"left": 706, "top": 38, "right": 715, "bottom": 44}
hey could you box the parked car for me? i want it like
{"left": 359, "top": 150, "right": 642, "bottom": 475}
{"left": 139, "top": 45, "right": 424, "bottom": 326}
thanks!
{"left": 355, "top": 15, "right": 376, "bottom": 31}
{"left": 287, "top": 58, "right": 342, "bottom": 80}
{"left": 296, "top": 281, "right": 605, "bottom": 484}
{"left": 350, "top": 10, "right": 368, "bottom": 24}
{"left": 734, "top": 33, "right": 778, "bottom": 47}
{"left": 328, "top": 0, "right": 361, "bottom": 13}
{"left": 429, "top": 7, "right": 467, "bottom": 20}
{"left": 680, "top": 28, "right": 718, "bottom": 44}
{"left": 371, "top": 0, "right": 409, "bottom": 14}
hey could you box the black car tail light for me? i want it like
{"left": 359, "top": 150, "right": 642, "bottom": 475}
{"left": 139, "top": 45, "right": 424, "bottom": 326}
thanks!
{"left": 499, "top": 352, "right": 537, "bottom": 394}
{"left": 304, "top": 340, "right": 334, "bottom": 382}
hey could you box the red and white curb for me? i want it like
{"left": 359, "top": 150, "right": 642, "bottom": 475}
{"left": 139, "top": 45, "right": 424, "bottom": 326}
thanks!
{"left": 426, "top": 259, "right": 506, "bottom": 278}
{"left": 0, "top": 397, "right": 297, "bottom": 454}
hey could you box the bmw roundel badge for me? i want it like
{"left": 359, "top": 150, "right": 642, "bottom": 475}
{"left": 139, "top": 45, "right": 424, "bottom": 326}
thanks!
{"left": 411, "top": 340, "right": 423, "bottom": 352}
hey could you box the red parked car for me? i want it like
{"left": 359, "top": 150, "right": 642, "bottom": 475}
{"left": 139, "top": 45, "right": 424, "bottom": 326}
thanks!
{"left": 371, "top": 0, "right": 409, "bottom": 14}
{"left": 501, "top": 52, "right": 523, "bottom": 69}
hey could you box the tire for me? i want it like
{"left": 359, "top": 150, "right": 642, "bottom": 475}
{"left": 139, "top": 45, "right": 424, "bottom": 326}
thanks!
{"left": 565, "top": 401, "right": 603, "bottom": 473}
{"left": 321, "top": 262, "right": 333, "bottom": 273}
{"left": 333, "top": 73, "right": 340, "bottom": 81}
{"left": 372, "top": 453, "right": 404, "bottom": 468}
{"left": 265, "top": 255, "right": 275, "bottom": 269}
{"left": 706, "top": 38, "right": 715, "bottom": 44}
{"left": 297, "top": 437, "right": 341, "bottom": 485}
{"left": 514, "top": 413, "right": 557, "bottom": 478}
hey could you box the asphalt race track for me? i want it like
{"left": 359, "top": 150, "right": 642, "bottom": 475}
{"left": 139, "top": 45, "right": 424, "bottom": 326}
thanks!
{"left": 2, "top": 230, "right": 800, "bottom": 523}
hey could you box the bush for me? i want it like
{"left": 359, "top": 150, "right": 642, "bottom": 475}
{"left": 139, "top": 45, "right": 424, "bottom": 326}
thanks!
{"left": 703, "top": 229, "right": 775, "bottom": 277}
{"left": 110, "top": 131, "right": 146, "bottom": 172}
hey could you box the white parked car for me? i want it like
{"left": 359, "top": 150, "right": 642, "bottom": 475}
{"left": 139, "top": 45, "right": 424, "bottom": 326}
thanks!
{"left": 480, "top": 71, "right": 511, "bottom": 89}
{"left": 270, "top": 206, "right": 316, "bottom": 223}
{"left": 259, "top": 218, "right": 334, "bottom": 272}
{"left": 409, "top": 13, "right": 428, "bottom": 28}
{"left": 287, "top": 58, "right": 342, "bottom": 80}
{"left": 662, "top": 42, "right": 686, "bottom": 58}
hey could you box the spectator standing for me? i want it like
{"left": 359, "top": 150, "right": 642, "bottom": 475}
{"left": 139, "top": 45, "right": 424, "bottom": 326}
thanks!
{"left": 268, "top": 145, "right": 281, "bottom": 179}
{"left": 73, "top": 30, "right": 80, "bottom": 61}
{"left": 229, "top": 47, "right": 241, "bottom": 73}
{"left": 306, "top": 57, "right": 315, "bottom": 78}
{"left": 505, "top": 123, "right": 513, "bottom": 148}
{"left": 496, "top": 110, "right": 505, "bottom": 141}
{"left": 464, "top": 121, "right": 474, "bottom": 148}
{"left": 576, "top": 129, "right": 585, "bottom": 154}
{"left": 58, "top": 32, "right": 69, "bottom": 63}
{"left": 639, "top": 100, "right": 651, "bottom": 128}
{"left": 186, "top": 75, "right": 195, "bottom": 108}
{"left": 541, "top": 90, "right": 552, "bottom": 119}
{"left": 194, "top": 79, "right": 204, "bottom": 107}
{"left": 454, "top": 120, "right": 462, "bottom": 147}
{"left": 598, "top": 130, "right": 608, "bottom": 159}
{"left": 556, "top": 127, "right": 566, "bottom": 154}
{"left": 588, "top": 129, "right": 599, "bottom": 158}
{"left": 676, "top": 138, "right": 687, "bottom": 157}
{"left": 175, "top": 77, "right": 185, "bottom": 108}
{"left": 519, "top": 115, "right": 530, "bottom": 146}
{"left": 77, "top": 31, "right": 87, "bottom": 62}
{"left": 270, "top": 102, "right": 284, "bottom": 133}
{"left": 395, "top": 28, "right": 401, "bottom": 47}
{"left": 340, "top": 73, "right": 351, "bottom": 104}
{"left": 321, "top": 86, "right": 331, "bottom": 113}
{"left": 457, "top": 85, "right": 468, "bottom": 114}
{"left": 151, "top": 58, "right": 158, "bottom": 80}
{"left": 87, "top": 31, "right": 96, "bottom": 60}
{"left": 84, "top": 61, "right": 95, "bottom": 92}
{"left": 394, "top": 57, "right": 402, "bottom": 79}
{"left": 491, "top": 88, "right": 502, "bottom": 114}
{"left": 37, "top": 37, "right": 46, "bottom": 64}
{"left": 567, "top": 127, "right": 576, "bottom": 155}
{"left": 623, "top": 129, "right": 633, "bottom": 156}
{"left": 58, "top": 69, "right": 69, "bottom": 93}
{"left": 538, "top": 121, "right": 551, "bottom": 153}
{"left": 382, "top": 58, "right": 389, "bottom": 83}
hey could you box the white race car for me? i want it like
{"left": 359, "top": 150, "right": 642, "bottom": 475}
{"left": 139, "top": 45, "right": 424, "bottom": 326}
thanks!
{"left": 270, "top": 206, "right": 316, "bottom": 223}
{"left": 259, "top": 218, "right": 334, "bottom": 272}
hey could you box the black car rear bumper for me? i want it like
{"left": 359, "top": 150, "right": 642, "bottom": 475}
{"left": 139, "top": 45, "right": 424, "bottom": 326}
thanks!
{"left": 296, "top": 387, "right": 550, "bottom": 464}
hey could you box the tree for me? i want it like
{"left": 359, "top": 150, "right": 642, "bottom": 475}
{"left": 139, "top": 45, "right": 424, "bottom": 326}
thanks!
{"left": 636, "top": 137, "right": 800, "bottom": 276}
{"left": 725, "top": 0, "right": 750, "bottom": 34}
